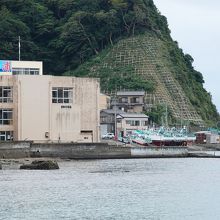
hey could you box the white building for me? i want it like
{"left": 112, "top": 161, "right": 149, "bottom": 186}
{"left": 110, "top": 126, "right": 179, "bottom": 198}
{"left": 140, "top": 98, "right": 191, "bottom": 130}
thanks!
{"left": 116, "top": 113, "right": 149, "bottom": 137}
{"left": 0, "top": 60, "right": 100, "bottom": 143}
{"left": 0, "top": 60, "right": 43, "bottom": 76}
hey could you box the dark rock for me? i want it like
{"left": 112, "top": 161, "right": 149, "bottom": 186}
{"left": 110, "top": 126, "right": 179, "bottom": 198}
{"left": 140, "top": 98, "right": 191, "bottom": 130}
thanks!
{"left": 0, "top": 163, "right": 2, "bottom": 170}
{"left": 20, "top": 160, "right": 59, "bottom": 170}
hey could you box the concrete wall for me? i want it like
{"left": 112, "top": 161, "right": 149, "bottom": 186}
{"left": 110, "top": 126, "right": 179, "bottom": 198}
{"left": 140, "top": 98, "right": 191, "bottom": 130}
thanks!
{"left": 74, "top": 78, "right": 100, "bottom": 142}
{"left": 31, "top": 144, "right": 187, "bottom": 159}
{"left": 31, "top": 143, "right": 131, "bottom": 159}
{"left": 131, "top": 146, "right": 188, "bottom": 157}
{"left": 0, "top": 142, "right": 31, "bottom": 158}
{"left": 0, "top": 142, "right": 188, "bottom": 159}
{"left": 17, "top": 75, "right": 50, "bottom": 141}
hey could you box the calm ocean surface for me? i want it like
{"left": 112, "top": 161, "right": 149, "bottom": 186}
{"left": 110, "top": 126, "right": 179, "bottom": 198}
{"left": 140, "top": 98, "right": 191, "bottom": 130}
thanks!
{"left": 1, "top": 158, "right": 220, "bottom": 220}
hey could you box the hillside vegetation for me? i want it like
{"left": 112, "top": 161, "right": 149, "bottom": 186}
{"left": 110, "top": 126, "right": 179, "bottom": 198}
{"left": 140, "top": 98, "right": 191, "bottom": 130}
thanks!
{"left": 0, "top": 0, "right": 219, "bottom": 125}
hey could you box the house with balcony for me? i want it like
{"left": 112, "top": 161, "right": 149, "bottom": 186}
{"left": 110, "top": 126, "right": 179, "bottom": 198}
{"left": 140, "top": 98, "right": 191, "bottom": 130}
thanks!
{"left": 111, "top": 91, "right": 145, "bottom": 113}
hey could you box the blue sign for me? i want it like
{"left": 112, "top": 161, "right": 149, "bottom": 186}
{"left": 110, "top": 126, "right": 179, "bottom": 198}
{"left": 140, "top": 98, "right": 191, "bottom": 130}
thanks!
{"left": 0, "top": 60, "right": 11, "bottom": 73}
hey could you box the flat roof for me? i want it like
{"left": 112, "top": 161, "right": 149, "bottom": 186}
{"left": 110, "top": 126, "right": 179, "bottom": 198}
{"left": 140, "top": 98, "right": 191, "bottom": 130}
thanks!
{"left": 117, "top": 91, "right": 145, "bottom": 96}
{"left": 117, "top": 113, "right": 148, "bottom": 119}
{"left": 101, "top": 109, "right": 125, "bottom": 114}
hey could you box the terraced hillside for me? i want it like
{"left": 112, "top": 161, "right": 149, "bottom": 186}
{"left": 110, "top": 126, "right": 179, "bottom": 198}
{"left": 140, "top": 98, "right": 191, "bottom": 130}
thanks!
{"left": 70, "top": 33, "right": 213, "bottom": 126}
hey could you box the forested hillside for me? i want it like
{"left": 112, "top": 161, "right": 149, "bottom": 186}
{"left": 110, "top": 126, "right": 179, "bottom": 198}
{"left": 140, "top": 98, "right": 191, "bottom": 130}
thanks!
{"left": 1, "top": 0, "right": 169, "bottom": 74}
{"left": 0, "top": 0, "right": 219, "bottom": 125}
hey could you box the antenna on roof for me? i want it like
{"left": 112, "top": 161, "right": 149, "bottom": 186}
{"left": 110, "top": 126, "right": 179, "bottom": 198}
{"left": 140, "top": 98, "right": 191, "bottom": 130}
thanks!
{"left": 18, "top": 36, "right": 21, "bottom": 61}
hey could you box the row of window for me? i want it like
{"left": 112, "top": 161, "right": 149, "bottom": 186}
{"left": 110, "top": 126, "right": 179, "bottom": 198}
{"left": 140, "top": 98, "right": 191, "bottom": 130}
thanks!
{"left": 0, "top": 87, "right": 73, "bottom": 104}
{"left": 118, "top": 97, "right": 141, "bottom": 104}
{"left": 0, "top": 131, "right": 13, "bottom": 141}
{"left": 12, "top": 68, "right": 40, "bottom": 75}
{"left": 126, "top": 120, "right": 148, "bottom": 126}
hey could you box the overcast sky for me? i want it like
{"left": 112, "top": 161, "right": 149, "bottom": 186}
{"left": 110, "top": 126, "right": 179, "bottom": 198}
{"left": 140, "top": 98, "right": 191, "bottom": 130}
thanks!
{"left": 153, "top": 0, "right": 220, "bottom": 113}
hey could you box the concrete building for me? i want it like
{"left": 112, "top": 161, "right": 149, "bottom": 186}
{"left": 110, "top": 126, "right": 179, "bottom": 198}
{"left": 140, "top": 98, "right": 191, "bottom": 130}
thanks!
{"left": 111, "top": 91, "right": 145, "bottom": 113}
{"left": 195, "top": 131, "right": 220, "bottom": 144}
{"left": 116, "top": 113, "right": 149, "bottom": 137}
{"left": 0, "top": 74, "right": 100, "bottom": 143}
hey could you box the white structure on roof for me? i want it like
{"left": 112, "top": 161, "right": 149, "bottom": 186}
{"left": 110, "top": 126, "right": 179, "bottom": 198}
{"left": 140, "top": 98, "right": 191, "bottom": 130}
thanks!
{"left": 0, "top": 60, "right": 43, "bottom": 76}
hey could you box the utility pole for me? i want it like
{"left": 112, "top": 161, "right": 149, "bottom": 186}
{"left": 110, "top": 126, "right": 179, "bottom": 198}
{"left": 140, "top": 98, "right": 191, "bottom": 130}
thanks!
{"left": 18, "top": 36, "right": 21, "bottom": 61}
{"left": 180, "top": 105, "right": 183, "bottom": 128}
{"left": 114, "top": 92, "right": 117, "bottom": 140}
{"left": 165, "top": 103, "right": 168, "bottom": 128}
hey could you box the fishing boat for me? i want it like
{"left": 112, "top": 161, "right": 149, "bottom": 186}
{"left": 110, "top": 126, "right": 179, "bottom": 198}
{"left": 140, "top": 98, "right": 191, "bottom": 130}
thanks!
{"left": 130, "top": 127, "right": 195, "bottom": 146}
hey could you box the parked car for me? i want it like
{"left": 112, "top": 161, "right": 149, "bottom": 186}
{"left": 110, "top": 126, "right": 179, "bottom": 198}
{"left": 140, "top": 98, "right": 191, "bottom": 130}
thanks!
{"left": 102, "top": 133, "right": 115, "bottom": 139}
{"left": 118, "top": 136, "right": 130, "bottom": 144}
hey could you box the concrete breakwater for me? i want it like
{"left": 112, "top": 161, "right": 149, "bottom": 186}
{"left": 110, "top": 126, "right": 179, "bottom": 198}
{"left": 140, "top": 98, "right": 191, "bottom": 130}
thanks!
{"left": 0, "top": 142, "right": 188, "bottom": 159}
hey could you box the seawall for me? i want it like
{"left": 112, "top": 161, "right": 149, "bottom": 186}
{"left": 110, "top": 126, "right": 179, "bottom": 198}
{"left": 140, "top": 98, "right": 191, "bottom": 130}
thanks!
{"left": 0, "top": 142, "right": 188, "bottom": 159}
{"left": 0, "top": 142, "right": 31, "bottom": 159}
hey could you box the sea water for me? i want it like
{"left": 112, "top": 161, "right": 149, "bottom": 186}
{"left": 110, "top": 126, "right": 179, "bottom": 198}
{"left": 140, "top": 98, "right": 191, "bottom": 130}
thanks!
{"left": 1, "top": 158, "right": 220, "bottom": 220}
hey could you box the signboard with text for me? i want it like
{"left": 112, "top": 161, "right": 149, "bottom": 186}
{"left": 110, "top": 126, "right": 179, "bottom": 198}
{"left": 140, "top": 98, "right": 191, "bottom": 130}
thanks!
{"left": 0, "top": 60, "right": 12, "bottom": 75}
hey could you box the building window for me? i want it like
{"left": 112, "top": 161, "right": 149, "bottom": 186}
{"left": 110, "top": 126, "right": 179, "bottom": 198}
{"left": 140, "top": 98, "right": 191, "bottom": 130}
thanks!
{"left": 141, "top": 121, "right": 148, "bottom": 126}
{"left": 126, "top": 120, "right": 131, "bottom": 125}
{"left": 126, "top": 120, "right": 140, "bottom": 126}
{"left": 0, "top": 109, "right": 13, "bottom": 125}
{"left": 133, "top": 121, "right": 140, "bottom": 126}
{"left": 52, "top": 87, "right": 73, "bottom": 104}
{"left": 0, "top": 87, "right": 13, "bottom": 103}
{"left": 12, "top": 68, "right": 40, "bottom": 75}
{"left": 0, "top": 131, "right": 13, "bottom": 141}
{"left": 130, "top": 97, "right": 140, "bottom": 103}
{"left": 119, "top": 97, "right": 128, "bottom": 103}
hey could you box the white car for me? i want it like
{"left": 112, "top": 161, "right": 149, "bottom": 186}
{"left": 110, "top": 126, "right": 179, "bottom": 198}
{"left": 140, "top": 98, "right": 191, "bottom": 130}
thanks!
{"left": 102, "top": 133, "right": 115, "bottom": 139}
